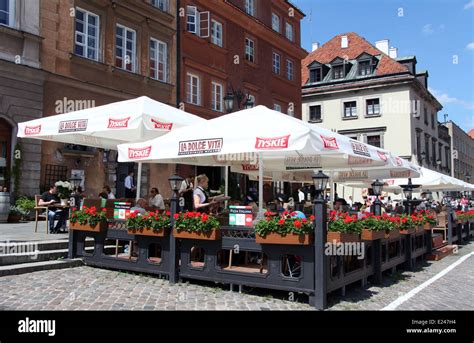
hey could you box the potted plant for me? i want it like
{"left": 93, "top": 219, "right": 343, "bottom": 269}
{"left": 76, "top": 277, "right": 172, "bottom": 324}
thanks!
{"left": 359, "top": 214, "right": 391, "bottom": 240}
{"left": 398, "top": 215, "right": 416, "bottom": 235}
{"left": 126, "top": 211, "right": 170, "bottom": 237}
{"left": 419, "top": 210, "right": 437, "bottom": 230}
{"left": 327, "top": 211, "right": 361, "bottom": 243}
{"left": 70, "top": 206, "right": 108, "bottom": 232}
{"left": 255, "top": 211, "right": 314, "bottom": 245}
{"left": 55, "top": 181, "right": 73, "bottom": 206}
{"left": 173, "top": 211, "right": 221, "bottom": 240}
{"left": 15, "top": 196, "right": 35, "bottom": 221}
{"left": 7, "top": 205, "right": 24, "bottom": 223}
{"left": 383, "top": 216, "right": 401, "bottom": 240}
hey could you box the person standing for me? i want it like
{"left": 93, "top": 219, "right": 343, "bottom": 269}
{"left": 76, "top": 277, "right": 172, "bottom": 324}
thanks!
{"left": 193, "top": 174, "right": 215, "bottom": 213}
{"left": 124, "top": 171, "right": 136, "bottom": 198}
{"left": 179, "top": 175, "right": 194, "bottom": 212}
{"left": 38, "top": 185, "right": 68, "bottom": 234}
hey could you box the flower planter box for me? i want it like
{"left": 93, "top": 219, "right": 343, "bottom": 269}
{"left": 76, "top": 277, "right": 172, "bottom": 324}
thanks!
{"left": 399, "top": 227, "right": 416, "bottom": 235}
{"left": 71, "top": 221, "right": 107, "bottom": 232}
{"left": 327, "top": 231, "right": 360, "bottom": 243}
{"left": 173, "top": 228, "right": 221, "bottom": 241}
{"left": 456, "top": 220, "right": 467, "bottom": 225}
{"left": 127, "top": 227, "right": 166, "bottom": 237}
{"left": 256, "top": 232, "right": 313, "bottom": 245}
{"left": 415, "top": 225, "right": 424, "bottom": 233}
{"left": 361, "top": 229, "right": 385, "bottom": 241}
{"left": 384, "top": 229, "right": 400, "bottom": 240}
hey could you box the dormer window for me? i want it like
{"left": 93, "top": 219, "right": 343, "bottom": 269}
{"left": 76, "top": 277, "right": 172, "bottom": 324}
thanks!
{"left": 310, "top": 68, "right": 322, "bottom": 83}
{"left": 358, "top": 60, "right": 372, "bottom": 76}
{"left": 333, "top": 65, "right": 344, "bottom": 79}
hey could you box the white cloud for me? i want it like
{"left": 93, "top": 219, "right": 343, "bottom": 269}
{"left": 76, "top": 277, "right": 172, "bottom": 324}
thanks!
{"left": 422, "top": 24, "right": 434, "bottom": 34}
{"left": 429, "top": 88, "right": 474, "bottom": 109}
{"left": 467, "top": 42, "right": 474, "bottom": 50}
{"left": 464, "top": 0, "right": 474, "bottom": 9}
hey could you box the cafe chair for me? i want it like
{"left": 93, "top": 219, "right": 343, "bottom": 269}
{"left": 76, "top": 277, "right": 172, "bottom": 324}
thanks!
{"left": 34, "top": 195, "right": 49, "bottom": 234}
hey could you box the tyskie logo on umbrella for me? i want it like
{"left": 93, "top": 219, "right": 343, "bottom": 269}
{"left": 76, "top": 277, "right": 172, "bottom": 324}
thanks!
{"left": 151, "top": 119, "right": 173, "bottom": 130}
{"left": 377, "top": 151, "right": 388, "bottom": 162}
{"left": 128, "top": 146, "right": 152, "bottom": 159}
{"left": 58, "top": 119, "right": 88, "bottom": 133}
{"left": 321, "top": 135, "right": 339, "bottom": 150}
{"left": 179, "top": 138, "right": 223, "bottom": 156}
{"left": 108, "top": 117, "right": 130, "bottom": 129}
{"left": 255, "top": 135, "right": 290, "bottom": 150}
{"left": 351, "top": 141, "right": 370, "bottom": 157}
{"left": 395, "top": 157, "right": 403, "bottom": 166}
{"left": 24, "top": 125, "right": 41, "bottom": 136}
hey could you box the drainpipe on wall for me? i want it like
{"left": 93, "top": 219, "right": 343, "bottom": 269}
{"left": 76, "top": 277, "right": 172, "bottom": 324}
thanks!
{"left": 176, "top": 0, "right": 181, "bottom": 108}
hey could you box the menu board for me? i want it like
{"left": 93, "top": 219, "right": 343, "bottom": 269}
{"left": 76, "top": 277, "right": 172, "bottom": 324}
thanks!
{"left": 229, "top": 206, "right": 253, "bottom": 227}
{"left": 113, "top": 202, "right": 132, "bottom": 220}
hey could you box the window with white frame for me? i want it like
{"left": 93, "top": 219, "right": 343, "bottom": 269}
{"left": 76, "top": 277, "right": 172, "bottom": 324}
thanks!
{"left": 186, "top": 6, "right": 199, "bottom": 34}
{"left": 186, "top": 73, "right": 200, "bottom": 105}
{"left": 150, "top": 38, "right": 167, "bottom": 82}
{"left": 245, "top": 0, "right": 255, "bottom": 16}
{"left": 272, "top": 52, "right": 280, "bottom": 74}
{"left": 272, "top": 12, "right": 280, "bottom": 32}
{"left": 0, "top": 0, "right": 14, "bottom": 27}
{"left": 245, "top": 37, "right": 255, "bottom": 63}
{"left": 115, "top": 24, "right": 136, "bottom": 72}
{"left": 274, "top": 104, "right": 282, "bottom": 112}
{"left": 248, "top": 94, "right": 256, "bottom": 107}
{"left": 285, "top": 22, "right": 293, "bottom": 41}
{"left": 211, "top": 82, "right": 223, "bottom": 112}
{"left": 366, "top": 98, "right": 380, "bottom": 116}
{"left": 286, "top": 59, "right": 294, "bottom": 81}
{"left": 152, "top": 0, "right": 169, "bottom": 12}
{"left": 74, "top": 8, "right": 100, "bottom": 61}
{"left": 211, "top": 20, "right": 223, "bottom": 47}
{"left": 343, "top": 101, "right": 357, "bottom": 118}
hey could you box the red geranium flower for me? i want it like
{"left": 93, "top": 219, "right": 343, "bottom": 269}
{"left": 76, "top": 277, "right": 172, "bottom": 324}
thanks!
{"left": 278, "top": 219, "right": 285, "bottom": 225}
{"left": 294, "top": 220, "right": 302, "bottom": 229}
{"left": 309, "top": 215, "right": 315, "bottom": 221}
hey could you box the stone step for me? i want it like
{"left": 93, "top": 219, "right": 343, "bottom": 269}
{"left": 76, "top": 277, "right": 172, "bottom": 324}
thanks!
{"left": 0, "top": 238, "right": 94, "bottom": 252}
{"left": 426, "top": 245, "right": 457, "bottom": 261}
{"left": 0, "top": 259, "right": 83, "bottom": 277}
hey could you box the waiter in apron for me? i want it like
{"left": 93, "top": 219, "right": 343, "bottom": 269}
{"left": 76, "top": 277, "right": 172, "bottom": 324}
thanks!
{"left": 193, "top": 174, "right": 215, "bottom": 213}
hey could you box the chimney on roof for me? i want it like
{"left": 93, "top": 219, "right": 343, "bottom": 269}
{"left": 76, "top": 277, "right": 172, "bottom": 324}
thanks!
{"left": 341, "top": 35, "right": 348, "bottom": 48}
{"left": 375, "top": 39, "right": 389, "bottom": 55}
{"left": 312, "top": 42, "right": 320, "bottom": 52}
{"left": 389, "top": 47, "right": 398, "bottom": 59}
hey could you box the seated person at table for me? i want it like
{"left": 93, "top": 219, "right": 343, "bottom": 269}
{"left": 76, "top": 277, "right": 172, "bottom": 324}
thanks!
{"left": 130, "top": 198, "right": 147, "bottom": 215}
{"left": 103, "top": 186, "right": 115, "bottom": 200}
{"left": 38, "top": 185, "right": 68, "bottom": 234}
{"left": 149, "top": 188, "right": 165, "bottom": 210}
{"left": 193, "top": 174, "right": 215, "bottom": 213}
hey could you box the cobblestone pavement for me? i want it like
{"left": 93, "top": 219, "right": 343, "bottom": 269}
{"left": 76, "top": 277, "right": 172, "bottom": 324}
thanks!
{"left": 0, "top": 242, "right": 472, "bottom": 311}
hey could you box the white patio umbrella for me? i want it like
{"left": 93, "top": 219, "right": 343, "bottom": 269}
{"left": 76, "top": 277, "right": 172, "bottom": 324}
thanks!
{"left": 117, "top": 106, "right": 400, "bottom": 214}
{"left": 17, "top": 96, "right": 205, "bottom": 199}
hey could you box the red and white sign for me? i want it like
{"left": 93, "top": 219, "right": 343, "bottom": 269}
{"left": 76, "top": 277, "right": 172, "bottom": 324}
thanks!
{"left": 179, "top": 138, "right": 223, "bottom": 156}
{"left": 377, "top": 151, "right": 388, "bottom": 162}
{"left": 59, "top": 119, "right": 88, "bottom": 133}
{"left": 151, "top": 119, "right": 173, "bottom": 130}
{"left": 321, "top": 135, "right": 339, "bottom": 150}
{"left": 255, "top": 135, "right": 290, "bottom": 150}
{"left": 395, "top": 157, "right": 403, "bottom": 167}
{"left": 24, "top": 125, "right": 41, "bottom": 136}
{"left": 128, "top": 146, "right": 152, "bottom": 159}
{"left": 242, "top": 164, "right": 259, "bottom": 171}
{"left": 108, "top": 117, "right": 130, "bottom": 129}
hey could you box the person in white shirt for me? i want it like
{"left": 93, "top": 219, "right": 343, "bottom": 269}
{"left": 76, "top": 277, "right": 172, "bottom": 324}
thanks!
{"left": 149, "top": 188, "right": 165, "bottom": 210}
{"left": 103, "top": 186, "right": 115, "bottom": 200}
{"left": 298, "top": 187, "right": 305, "bottom": 203}
{"left": 179, "top": 175, "right": 194, "bottom": 212}
{"left": 124, "top": 171, "right": 136, "bottom": 198}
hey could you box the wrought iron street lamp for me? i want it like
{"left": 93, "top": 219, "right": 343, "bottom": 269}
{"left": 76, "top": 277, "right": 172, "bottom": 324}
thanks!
{"left": 371, "top": 179, "right": 384, "bottom": 216}
{"left": 311, "top": 170, "right": 330, "bottom": 310}
{"left": 168, "top": 174, "right": 183, "bottom": 283}
{"left": 224, "top": 85, "right": 254, "bottom": 113}
{"left": 224, "top": 91, "right": 234, "bottom": 113}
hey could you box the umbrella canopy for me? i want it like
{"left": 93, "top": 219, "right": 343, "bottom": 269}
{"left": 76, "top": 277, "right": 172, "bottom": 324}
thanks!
{"left": 18, "top": 96, "right": 205, "bottom": 149}
{"left": 117, "top": 106, "right": 395, "bottom": 168}
{"left": 17, "top": 96, "right": 205, "bottom": 199}
{"left": 340, "top": 167, "right": 471, "bottom": 192}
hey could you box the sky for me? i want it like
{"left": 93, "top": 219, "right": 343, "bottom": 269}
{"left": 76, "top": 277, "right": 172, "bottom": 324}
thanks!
{"left": 292, "top": 0, "right": 474, "bottom": 132}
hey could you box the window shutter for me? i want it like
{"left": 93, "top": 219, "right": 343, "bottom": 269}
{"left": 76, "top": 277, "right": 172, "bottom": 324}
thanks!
{"left": 199, "top": 11, "right": 210, "bottom": 38}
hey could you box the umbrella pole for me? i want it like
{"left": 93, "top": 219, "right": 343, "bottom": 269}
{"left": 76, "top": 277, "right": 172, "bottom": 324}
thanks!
{"left": 224, "top": 166, "right": 229, "bottom": 209}
{"left": 257, "top": 153, "right": 264, "bottom": 219}
{"left": 136, "top": 162, "right": 143, "bottom": 201}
